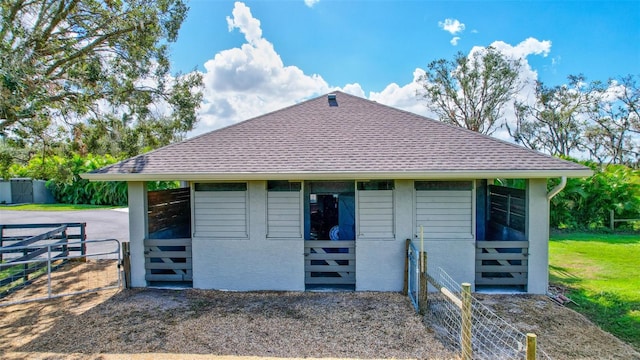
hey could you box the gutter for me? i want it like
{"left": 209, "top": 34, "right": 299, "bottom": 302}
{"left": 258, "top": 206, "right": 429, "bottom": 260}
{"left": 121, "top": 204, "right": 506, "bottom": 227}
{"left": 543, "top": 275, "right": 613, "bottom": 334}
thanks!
{"left": 546, "top": 176, "right": 567, "bottom": 201}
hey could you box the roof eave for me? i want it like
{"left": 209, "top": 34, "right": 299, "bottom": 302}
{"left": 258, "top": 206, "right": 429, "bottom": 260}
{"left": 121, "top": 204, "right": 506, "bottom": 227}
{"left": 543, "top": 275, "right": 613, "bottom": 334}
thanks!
{"left": 81, "top": 169, "right": 593, "bottom": 182}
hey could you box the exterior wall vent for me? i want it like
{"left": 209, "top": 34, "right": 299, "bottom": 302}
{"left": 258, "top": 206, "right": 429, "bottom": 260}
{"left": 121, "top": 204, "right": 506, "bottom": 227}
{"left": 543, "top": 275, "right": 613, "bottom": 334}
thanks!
{"left": 327, "top": 93, "right": 337, "bottom": 101}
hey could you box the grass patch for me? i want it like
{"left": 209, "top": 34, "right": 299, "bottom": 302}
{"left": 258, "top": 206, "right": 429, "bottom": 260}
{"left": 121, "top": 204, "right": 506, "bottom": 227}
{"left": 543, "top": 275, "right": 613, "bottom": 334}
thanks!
{"left": 0, "top": 203, "right": 122, "bottom": 211}
{"left": 549, "top": 232, "right": 640, "bottom": 350}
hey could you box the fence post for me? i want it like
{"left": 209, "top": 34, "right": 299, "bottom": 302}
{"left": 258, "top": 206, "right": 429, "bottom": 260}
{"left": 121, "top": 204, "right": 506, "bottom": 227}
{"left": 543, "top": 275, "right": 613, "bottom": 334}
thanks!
{"left": 526, "top": 333, "right": 537, "bottom": 360}
{"left": 610, "top": 210, "right": 615, "bottom": 231}
{"left": 403, "top": 239, "right": 410, "bottom": 295}
{"left": 419, "top": 251, "right": 428, "bottom": 314}
{"left": 122, "top": 242, "right": 131, "bottom": 289}
{"left": 80, "top": 223, "right": 87, "bottom": 261}
{"left": 0, "top": 225, "right": 4, "bottom": 263}
{"left": 22, "top": 249, "right": 29, "bottom": 284}
{"left": 461, "top": 282, "right": 472, "bottom": 360}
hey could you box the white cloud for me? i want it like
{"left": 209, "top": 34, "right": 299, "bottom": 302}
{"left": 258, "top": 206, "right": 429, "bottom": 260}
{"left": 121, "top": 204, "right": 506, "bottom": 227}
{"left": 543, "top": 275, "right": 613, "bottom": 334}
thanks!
{"left": 338, "top": 83, "right": 366, "bottom": 98}
{"left": 438, "top": 18, "right": 465, "bottom": 35}
{"left": 450, "top": 37, "right": 461, "bottom": 46}
{"left": 304, "top": 0, "right": 320, "bottom": 8}
{"left": 226, "top": 2, "right": 262, "bottom": 45}
{"left": 369, "top": 69, "right": 435, "bottom": 118}
{"left": 189, "top": 2, "right": 554, "bottom": 147}
{"left": 194, "top": 2, "right": 330, "bottom": 135}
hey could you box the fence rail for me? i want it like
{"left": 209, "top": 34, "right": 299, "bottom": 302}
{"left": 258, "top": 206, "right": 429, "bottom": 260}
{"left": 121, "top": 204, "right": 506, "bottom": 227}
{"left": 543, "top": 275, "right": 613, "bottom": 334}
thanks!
{"left": 1, "top": 238, "right": 121, "bottom": 306}
{"left": 475, "top": 241, "right": 528, "bottom": 287}
{"left": 609, "top": 209, "right": 640, "bottom": 230}
{"left": 0, "top": 223, "right": 87, "bottom": 262}
{"left": 405, "top": 244, "right": 547, "bottom": 359}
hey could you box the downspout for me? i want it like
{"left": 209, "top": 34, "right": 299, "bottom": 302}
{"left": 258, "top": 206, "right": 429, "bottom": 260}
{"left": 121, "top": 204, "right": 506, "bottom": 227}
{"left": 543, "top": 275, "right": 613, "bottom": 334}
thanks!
{"left": 547, "top": 176, "right": 567, "bottom": 200}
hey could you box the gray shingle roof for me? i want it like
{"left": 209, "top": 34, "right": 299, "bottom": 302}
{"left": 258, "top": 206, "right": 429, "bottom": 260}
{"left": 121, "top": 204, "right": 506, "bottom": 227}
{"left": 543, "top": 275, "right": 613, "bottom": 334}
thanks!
{"left": 85, "top": 91, "right": 591, "bottom": 180}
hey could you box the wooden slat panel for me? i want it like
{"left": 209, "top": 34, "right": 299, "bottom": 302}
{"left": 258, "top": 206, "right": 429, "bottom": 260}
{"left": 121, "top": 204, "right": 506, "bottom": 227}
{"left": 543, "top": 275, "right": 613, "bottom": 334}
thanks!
{"left": 305, "top": 265, "right": 356, "bottom": 272}
{"left": 475, "top": 252, "right": 528, "bottom": 260}
{"left": 476, "top": 265, "right": 527, "bottom": 272}
{"left": 416, "top": 202, "right": 471, "bottom": 210}
{"left": 196, "top": 219, "right": 246, "bottom": 227}
{"left": 147, "top": 188, "right": 190, "bottom": 236}
{"left": 194, "top": 189, "right": 247, "bottom": 238}
{"left": 477, "top": 241, "right": 529, "bottom": 249}
{"left": 305, "top": 253, "right": 355, "bottom": 260}
{"left": 144, "top": 251, "right": 192, "bottom": 258}
{"left": 419, "top": 208, "right": 471, "bottom": 215}
{"left": 359, "top": 211, "right": 394, "bottom": 222}
{"left": 145, "top": 274, "right": 193, "bottom": 282}
{"left": 268, "top": 208, "right": 300, "bottom": 215}
{"left": 194, "top": 231, "right": 247, "bottom": 238}
{"left": 304, "top": 240, "right": 355, "bottom": 248}
{"left": 196, "top": 207, "right": 247, "bottom": 214}
{"left": 267, "top": 190, "right": 301, "bottom": 238}
{"left": 305, "top": 276, "right": 356, "bottom": 284}
{"left": 418, "top": 214, "right": 473, "bottom": 221}
{"left": 417, "top": 190, "right": 472, "bottom": 197}
{"left": 268, "top": 219, "right": 301, "bottom": 227}
{"left": 358, "top": 190, "right": 393, "bottom": 238}
{"left": 360, "top": 220, "right": 394, "bottom": 227}
{"left": 475, "top": 277, "right": 528, "bottom": 285}
{"left": 145, "top": 262, "right": 192, "bottom": 270}
{"left": 144, "top": 238, "right": 191, "bottom": 246}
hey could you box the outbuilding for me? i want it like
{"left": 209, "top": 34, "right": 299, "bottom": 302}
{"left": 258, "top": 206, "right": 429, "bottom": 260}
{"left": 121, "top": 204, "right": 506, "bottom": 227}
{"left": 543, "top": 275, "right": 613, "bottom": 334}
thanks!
{"left": 83, "top": 91, "right": 591, "bottom": 293}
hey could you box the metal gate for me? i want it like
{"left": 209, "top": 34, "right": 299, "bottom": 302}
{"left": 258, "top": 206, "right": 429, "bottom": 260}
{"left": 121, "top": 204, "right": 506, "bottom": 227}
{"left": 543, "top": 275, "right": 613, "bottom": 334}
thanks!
{"left": 304, "top": 240, "right": 355, "bottom": 288}
{"left": 1, "top": 238, "right": 121, "bottom": 306}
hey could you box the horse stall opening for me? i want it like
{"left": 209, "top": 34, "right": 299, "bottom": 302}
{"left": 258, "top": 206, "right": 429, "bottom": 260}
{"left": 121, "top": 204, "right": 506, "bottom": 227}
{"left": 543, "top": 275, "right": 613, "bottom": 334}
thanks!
{"left": 476, "top": 183, "right": 529, "bottom": 291}
{"left": 145, "top": 187, "right": 192, "bottom": 286}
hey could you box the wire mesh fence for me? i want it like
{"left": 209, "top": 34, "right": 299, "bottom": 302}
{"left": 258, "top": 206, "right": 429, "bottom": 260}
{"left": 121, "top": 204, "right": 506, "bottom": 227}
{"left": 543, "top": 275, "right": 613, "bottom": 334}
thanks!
{"left": 425, "top": 267, "right": 551, "bottom": 360}
{"left": 1, "top": 223, "right": 121, "bottom": 306}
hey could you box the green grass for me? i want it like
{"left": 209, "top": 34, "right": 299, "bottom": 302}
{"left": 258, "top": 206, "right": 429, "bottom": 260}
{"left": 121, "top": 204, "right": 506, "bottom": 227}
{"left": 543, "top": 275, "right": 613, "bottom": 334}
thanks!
{"left": 0, "top": 203, "right": 122, "bottom": 211}
{"left": 549, "top": 232, "right": 640, "bottom": 350}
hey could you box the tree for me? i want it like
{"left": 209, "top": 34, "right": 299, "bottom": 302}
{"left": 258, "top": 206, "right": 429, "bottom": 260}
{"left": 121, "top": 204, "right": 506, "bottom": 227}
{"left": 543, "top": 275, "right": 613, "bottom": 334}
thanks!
{"left": 584, "top": 75, "right": 640, "bottom": 165}
{"left": 509, "top": 75, "right": 592, "bottom": 157}
{"left": 0, "top": 0, "right": 202, "bottom": 161}
{"left": 418, "top": 47, "right": 523, "bottom": 135}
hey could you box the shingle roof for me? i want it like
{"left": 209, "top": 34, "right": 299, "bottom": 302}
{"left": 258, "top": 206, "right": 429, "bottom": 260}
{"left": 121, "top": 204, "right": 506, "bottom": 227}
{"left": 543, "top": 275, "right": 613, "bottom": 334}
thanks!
{"left": 85, "top": 91, "right": 591, "bottom": 180}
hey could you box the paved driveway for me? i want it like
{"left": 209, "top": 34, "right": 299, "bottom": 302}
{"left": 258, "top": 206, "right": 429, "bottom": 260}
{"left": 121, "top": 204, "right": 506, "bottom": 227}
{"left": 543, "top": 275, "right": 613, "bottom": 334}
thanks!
{"left": 0, "top": 209, "right": 129, "bottom": 258}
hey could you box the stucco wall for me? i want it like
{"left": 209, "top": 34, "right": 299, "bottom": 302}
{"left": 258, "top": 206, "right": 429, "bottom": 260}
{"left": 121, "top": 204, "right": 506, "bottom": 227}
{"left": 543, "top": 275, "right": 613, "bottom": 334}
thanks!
{"left": 127, "top": 182, "right": 147, "bottom": 287}
{"left": 192, "top": 181, "right": 304, "bottom": 290}
{"left": 356, "top": 180, "right": 410, "bottom": 291}
{"left": 527, "top": 178, "right": 550, "bottom": 294}
{"left": 127, "top": 178, "right": 548, "bottom": 293}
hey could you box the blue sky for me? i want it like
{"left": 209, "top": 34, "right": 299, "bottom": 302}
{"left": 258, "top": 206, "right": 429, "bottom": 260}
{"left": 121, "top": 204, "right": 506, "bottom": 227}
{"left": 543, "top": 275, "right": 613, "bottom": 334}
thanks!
{"left": 168, "top": 1, "right": 640, "bottom": 135}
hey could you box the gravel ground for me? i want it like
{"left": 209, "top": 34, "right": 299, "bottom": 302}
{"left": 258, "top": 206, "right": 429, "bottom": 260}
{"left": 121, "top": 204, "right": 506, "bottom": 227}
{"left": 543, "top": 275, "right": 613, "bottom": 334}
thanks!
{"left": 1, "top": 262, "right": 638, "bottom": 360}
{"left": 0, "top": 285, "right": 454, "bottom": 359}
{"left": 475, "top": 294, "right": 640, "bottom": 360}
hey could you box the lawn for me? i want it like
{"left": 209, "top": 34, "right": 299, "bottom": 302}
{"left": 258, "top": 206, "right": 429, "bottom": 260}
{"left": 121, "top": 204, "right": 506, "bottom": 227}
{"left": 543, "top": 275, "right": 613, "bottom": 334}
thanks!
{"left": 549, "top": 232, "right": 640, "bottom": 350}
{"left": 0, "top": 203, "right": 121, "bottom": 211}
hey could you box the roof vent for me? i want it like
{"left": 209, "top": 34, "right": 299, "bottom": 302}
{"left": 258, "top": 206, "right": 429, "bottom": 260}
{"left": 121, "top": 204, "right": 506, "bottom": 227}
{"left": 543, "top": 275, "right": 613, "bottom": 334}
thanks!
{"left": 327, "top": 93, "right": 338, "bottom": 107}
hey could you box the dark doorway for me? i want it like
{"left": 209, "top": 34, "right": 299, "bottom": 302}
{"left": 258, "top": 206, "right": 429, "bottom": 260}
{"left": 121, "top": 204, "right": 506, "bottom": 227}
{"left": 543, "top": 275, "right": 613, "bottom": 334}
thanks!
{"left": 304, "top": 181, "right": 356, "bottom": 290}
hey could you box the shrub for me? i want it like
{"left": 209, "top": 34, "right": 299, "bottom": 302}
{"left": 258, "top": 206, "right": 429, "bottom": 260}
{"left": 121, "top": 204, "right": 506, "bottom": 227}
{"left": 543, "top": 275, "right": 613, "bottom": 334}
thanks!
{"left": 550, "top": 160, "right": 640, "bottom": 230}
